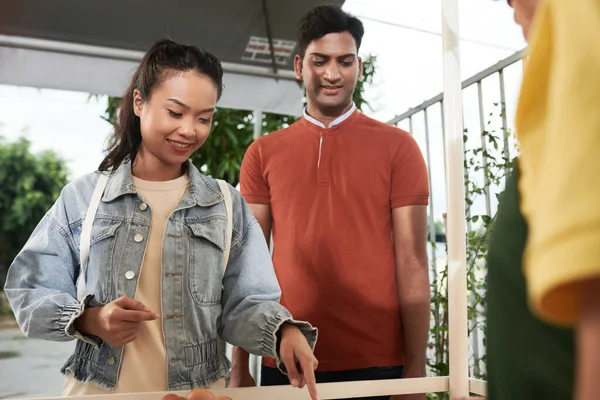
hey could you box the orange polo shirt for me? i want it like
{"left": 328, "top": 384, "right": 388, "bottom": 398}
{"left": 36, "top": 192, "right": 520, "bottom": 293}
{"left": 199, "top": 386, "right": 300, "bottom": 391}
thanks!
{"left": 240, "top": 109, "right": 429, "bottom": 371}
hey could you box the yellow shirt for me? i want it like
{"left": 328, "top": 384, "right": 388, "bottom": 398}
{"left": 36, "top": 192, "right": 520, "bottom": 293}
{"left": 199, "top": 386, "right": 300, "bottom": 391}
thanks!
{"left": 517, "top": 0, "right": 600, "bottom": 326}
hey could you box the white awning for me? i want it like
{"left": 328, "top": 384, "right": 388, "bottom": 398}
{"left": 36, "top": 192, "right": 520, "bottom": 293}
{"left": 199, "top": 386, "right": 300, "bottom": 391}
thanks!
{"left": 0, "top": 0, "right": 345, "bottom": 116}
{"left": 0, "top": 36, "right": 303, "bottom": 116}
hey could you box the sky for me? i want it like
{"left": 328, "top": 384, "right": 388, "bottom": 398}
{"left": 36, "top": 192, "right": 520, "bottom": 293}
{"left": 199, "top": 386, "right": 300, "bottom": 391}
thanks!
{"left": 0, "top": 0, "right": 527, "bottom": 221}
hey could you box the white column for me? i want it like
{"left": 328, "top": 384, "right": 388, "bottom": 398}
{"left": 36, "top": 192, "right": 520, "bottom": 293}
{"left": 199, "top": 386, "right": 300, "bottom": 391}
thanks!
{"left": 253, "top": 110, "right": 263, "bottom": 140}
{"left": 441, "top": 0, "right": 469, "bottom": 398}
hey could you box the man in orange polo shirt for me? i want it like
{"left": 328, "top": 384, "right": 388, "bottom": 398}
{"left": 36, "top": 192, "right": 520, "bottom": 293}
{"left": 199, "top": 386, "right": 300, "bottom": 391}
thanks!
{"left": 232, "top": 5, "right": 431, "bottom": 400}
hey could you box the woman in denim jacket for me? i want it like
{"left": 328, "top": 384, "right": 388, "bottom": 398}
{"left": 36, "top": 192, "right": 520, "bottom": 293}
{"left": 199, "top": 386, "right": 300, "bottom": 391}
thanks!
{"left": 4, "top": 39, "right": 319, "bottom": 399}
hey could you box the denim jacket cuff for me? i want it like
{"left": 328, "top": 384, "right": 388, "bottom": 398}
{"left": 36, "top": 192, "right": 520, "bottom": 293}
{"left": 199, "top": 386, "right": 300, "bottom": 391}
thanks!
{"left": 261, "top": 313, "right": 318, "bottom": 374}
{"left": 61, "top": 293, "right": 102, "bottom": 348}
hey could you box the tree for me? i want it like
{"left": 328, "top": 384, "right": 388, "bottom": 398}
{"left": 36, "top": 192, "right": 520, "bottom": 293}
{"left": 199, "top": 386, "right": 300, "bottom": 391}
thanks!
{"left": 0, "top": 137, "right": 70, "bottom": 287}
{"left": 101, "top": 55, "right": 378, "bottom": 186}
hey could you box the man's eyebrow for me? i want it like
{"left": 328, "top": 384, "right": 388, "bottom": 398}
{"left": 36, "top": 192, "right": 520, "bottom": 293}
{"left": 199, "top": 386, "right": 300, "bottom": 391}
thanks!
{"left": 309, "top": 53, "right": 356, "bottom": 60}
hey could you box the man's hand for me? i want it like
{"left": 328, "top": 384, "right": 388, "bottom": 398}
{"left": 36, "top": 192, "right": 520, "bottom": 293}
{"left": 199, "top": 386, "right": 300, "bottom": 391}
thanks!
{"left": 229, "top": 368, "right": 256, "bottom": 387}
{"left": 229, "top": 361, "right": 256, "bottom": 388}
{"left": 279, "top": 323, "right": 319, "bottom": 400}
{"left": 74, "top": 296, "right": 158, "bottom": 346}
{"left": 389, "top": 362, "right": 427, "bottom": 400}
{"left": 162, "top": 388, "right": 231, "bottom": 400}
{"left": 230, "top": 346, "right": 256, "bottom": 387}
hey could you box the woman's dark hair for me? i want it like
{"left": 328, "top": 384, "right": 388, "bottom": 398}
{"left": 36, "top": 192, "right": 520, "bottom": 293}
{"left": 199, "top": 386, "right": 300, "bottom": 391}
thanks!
{"left": 98, "top": 39, "right": 224, "bottom": 171}
{"left": 297, "top": 4, "right": 364, "bottom": 58}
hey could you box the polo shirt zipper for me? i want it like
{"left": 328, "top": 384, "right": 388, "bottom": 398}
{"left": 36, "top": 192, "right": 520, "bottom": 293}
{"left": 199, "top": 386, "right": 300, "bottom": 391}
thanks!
{"left": 318, "top": 134, "right": 324, "bottom": 168}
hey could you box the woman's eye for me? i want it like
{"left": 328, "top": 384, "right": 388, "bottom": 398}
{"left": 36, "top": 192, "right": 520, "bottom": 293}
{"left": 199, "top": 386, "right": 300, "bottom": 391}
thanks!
{"left": 168, "top": 109, "right": 182, "bottom": 117}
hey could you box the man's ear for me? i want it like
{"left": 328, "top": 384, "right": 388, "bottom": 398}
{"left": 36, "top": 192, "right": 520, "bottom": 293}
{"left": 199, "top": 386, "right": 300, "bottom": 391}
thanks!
{"left": 358, "top": 56, "right": 364, "bottom": 82}
{"left": 294, "top": 54, "right": 303, "bottom": 80}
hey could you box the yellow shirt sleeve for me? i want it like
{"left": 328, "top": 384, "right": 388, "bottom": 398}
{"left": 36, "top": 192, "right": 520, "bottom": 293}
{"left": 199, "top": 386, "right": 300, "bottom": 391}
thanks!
{"left": 517, "top": 0, "right": 600, "bottom": 326}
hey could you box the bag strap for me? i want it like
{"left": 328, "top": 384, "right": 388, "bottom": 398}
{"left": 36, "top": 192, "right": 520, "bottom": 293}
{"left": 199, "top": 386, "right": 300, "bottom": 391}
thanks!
{"left": 216, "top": 179, "right": 233, "bottom": 358}
{"left": 216, "top": 179, "right": 233, "bottom": 278}
{"left": 77, "top": 172, "right": 109, "bottom": 300}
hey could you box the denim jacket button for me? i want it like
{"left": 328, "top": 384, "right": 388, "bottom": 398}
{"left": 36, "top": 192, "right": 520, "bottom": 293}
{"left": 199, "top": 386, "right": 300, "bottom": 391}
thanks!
{"left": 139, "top": 202, "right": 148, "bottom": 211}
{"left": 107, "top": 356, "right": 115, "bottom": 365}
{"left": 134, "top": 233, "right": 144, "bottom": 242}
{"left": 125, "top": 271, "right": 135, "bottom": 280}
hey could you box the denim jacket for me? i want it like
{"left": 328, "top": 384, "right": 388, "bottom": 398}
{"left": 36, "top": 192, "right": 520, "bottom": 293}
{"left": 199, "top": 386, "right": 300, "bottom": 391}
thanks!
{"left": 4, "top": 161, "right": 317, "bottom": 391}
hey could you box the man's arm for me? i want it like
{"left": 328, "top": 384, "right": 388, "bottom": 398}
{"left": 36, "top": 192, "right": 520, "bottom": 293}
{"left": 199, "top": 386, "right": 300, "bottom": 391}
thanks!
{"left": 392, "top": 205, "right": 430, "bottom": 380}
{"left": 575, "top": 277, "right": 600, "bottom": 400}
{"left": 248, "top": 204, "right": 273, "bottom": 245}
{"left": 230, "top": 204, "right": 273, "bottom": 387}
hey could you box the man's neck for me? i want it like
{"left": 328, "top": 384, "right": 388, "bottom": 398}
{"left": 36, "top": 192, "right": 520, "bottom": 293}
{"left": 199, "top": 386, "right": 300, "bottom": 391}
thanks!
{"left": 305, "top": 102, "right": 354, "bottom": 128}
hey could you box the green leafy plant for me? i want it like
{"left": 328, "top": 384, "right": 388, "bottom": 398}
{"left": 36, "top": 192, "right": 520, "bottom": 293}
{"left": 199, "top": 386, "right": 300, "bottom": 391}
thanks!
{"left": 0, "top": 136, "right": 69, "bottom": 289}
{"left": 426, "top": 103, "right": 514, "bottom": 399}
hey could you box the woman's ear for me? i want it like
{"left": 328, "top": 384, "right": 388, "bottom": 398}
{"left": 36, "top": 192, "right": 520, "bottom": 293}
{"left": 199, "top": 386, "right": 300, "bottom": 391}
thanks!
{"left": 133, "top": 89, "right": 144, "bottom": 117}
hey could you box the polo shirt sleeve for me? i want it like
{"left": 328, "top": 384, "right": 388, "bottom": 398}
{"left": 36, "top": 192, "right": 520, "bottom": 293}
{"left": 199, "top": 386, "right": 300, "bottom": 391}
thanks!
{"left": 240, "top": 140, "right": 271, "bottom": 205}
{"left": 519, "top": 0, "right": 600, "bottom": 327}
{"left": 390, "top": 132, "right": 430, "bottom": 209}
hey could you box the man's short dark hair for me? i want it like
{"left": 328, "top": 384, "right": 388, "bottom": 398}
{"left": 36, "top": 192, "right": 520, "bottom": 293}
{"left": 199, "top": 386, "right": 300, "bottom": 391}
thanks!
{"left": 297, "top": 4, "right": 365, "bottom": 58}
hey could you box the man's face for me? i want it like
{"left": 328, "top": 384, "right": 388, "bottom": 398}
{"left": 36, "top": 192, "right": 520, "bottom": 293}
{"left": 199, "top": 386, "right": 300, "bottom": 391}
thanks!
{"left": 294, "top": 31, "right": 362, "bottom": 114}
{"left": 508, "top": 0, "right": 539, "bottom": 41}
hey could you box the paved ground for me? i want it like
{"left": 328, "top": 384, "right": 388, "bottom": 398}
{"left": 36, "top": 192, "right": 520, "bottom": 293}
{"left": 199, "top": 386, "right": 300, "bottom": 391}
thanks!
{"left": 0, "top": 327, "right": 74, "bottom": 399}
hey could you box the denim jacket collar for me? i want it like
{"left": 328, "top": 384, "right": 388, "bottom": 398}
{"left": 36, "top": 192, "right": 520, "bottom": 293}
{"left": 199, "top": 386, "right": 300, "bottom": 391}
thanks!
{"left": 101, "top": 160, "right": 223, "bottom": 207}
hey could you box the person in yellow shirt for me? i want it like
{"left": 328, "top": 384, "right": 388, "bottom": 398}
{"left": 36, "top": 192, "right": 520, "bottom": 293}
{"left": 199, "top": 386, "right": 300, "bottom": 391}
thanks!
{"left": 483, "top": 0, "right": 600, "bottom": 399}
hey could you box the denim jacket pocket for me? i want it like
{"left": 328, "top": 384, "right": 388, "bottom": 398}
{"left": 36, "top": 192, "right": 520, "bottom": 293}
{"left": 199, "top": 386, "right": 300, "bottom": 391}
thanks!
{"left": 187, "top": 218, "right": 226, "bottom": 307}
{"left": 86, "top": 219, "right": 122, "bottom": 303}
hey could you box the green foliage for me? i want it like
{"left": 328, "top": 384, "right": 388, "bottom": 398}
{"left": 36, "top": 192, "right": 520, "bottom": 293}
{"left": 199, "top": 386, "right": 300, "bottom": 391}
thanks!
{"left": 426, "top": 104, "right": 514, "bottom": 399}
{"left": 0, "top": 136, "right": 69, "bottom": 287}
{"left": 100, "top": 56, "right": 377, "bottom": 186}
{"left": 355, "top": 54, "right": 377, "bottom": 112}
{"left": 193, "top": 110, "right": 297, "bottom": 186}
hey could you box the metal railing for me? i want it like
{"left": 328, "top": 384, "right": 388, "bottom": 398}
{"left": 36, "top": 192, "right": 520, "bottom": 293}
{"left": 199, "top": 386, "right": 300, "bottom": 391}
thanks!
{"left": 387, "top": 48, "right": 525, "bottom": 379}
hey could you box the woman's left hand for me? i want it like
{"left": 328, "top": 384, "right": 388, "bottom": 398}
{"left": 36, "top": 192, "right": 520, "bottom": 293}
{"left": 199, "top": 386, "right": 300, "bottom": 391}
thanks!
{"left": 279, "top": 323, "right": 319, "bottom": 400}
{"left": 162, "top": 388, "right": 231, "bottom": 400}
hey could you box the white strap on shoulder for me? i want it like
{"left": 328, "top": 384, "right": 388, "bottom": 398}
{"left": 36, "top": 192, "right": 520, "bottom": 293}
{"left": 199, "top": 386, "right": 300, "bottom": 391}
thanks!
{"left": 77, "top": 172, "right": 109, "bottom": 300}
{"left": 216, "top": 179, "right": 233, "bottom": 278}
{"left": 216, "top": 179, "right": 233, "bottom": 357}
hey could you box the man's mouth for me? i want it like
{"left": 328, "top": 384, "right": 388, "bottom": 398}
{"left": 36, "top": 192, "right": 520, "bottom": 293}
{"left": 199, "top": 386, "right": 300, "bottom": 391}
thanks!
{"left": 321, "top": 85, "right": 343, "bottom": 90}
{"left": 321, "top": 85, "right": 343, "bottom": 94}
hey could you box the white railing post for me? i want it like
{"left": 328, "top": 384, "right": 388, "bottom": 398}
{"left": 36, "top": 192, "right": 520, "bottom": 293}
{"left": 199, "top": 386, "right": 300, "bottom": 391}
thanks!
{"left": 253, "top": 110, "right": 263, "bottom": 140}
{"left": 441, "top": 0, "right": 469, "bottom": 398}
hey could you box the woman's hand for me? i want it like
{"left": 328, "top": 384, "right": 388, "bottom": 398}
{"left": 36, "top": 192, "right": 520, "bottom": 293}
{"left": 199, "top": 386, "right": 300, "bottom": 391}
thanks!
{"left": 279, "top": 323, "right": 319, "bottom": 400}
{"left": 75, "top": 296, "right": 158, "bottom": 346}
{"left": 162, "top": 388, "right": 231, "bottom": 400}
